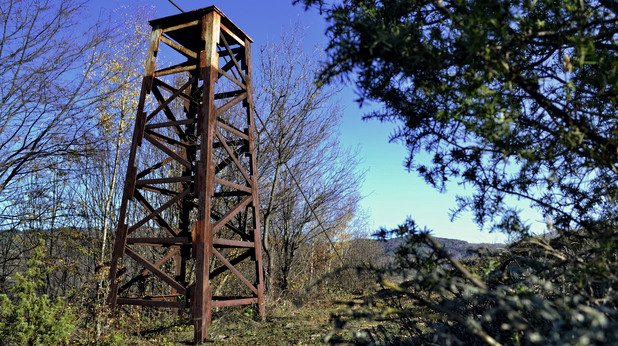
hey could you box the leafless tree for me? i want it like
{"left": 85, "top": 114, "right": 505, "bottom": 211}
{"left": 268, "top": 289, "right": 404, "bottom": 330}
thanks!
{"left": 255, "top": 27, "right": 363, "bottom": 295}
{"left": 0, "top": 0, "right": 114, "bottom": 233}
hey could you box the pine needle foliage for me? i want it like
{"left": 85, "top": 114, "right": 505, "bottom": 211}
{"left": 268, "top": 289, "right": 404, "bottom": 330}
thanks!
{"left": 0, "top": 241, "right": 76, "bottom": 346}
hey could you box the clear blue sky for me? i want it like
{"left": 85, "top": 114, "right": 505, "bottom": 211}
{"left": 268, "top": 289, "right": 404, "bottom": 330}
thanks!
{"left": 88, "top": 0, "right": 549, "bottom": 243}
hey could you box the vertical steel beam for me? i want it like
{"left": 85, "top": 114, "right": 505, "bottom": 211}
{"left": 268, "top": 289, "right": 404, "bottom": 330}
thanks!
{"left": 193, "top": 10, "right": 220, "bottom": 343}
{"left": 108, "top": 27, "right": 161, "bottom": 309}
{"left": 243, "top": 37, "right": 266, "bottom": 320}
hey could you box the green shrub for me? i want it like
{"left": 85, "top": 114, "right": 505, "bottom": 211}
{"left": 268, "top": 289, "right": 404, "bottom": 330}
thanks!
{"left": 0, "top": 242, "right": 76, "bottom": 345}
{"left": 331, "top": 218, "right": 618, "bottom": 345}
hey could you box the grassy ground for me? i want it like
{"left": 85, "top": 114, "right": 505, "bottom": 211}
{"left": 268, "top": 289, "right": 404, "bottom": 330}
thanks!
{"left": 95, "top": 293, "right": 377, "bottom": 345}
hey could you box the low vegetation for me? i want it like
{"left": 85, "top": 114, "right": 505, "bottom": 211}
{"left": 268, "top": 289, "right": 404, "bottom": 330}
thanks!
{"left": 332, "top": 220, "right": 618, "bottom": 345}
{"left": 0, "top": 243, "right": 75, "bottom": 345}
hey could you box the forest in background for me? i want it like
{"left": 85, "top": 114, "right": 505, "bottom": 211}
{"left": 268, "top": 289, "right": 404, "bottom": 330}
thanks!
{"left": 1, "top": 0, "right": 617, "bottom": 345}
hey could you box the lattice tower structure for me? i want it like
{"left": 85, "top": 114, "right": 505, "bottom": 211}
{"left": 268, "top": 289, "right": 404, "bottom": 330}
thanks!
{"left": 107, "top": 7, "right": 265, "bottom": 343}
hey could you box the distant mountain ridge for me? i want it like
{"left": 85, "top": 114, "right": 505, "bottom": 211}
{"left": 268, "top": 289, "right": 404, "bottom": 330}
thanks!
{"left": 378, "top": 236, "right": 506, "bottom": 260}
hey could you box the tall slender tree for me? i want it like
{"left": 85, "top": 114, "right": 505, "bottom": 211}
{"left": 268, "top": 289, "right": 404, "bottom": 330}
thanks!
{"left": 255, "top": 27, "right": 363, "bottom": 294}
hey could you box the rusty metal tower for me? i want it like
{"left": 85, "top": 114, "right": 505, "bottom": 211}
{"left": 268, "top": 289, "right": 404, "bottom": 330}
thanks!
{"left": 107, "top": 6, "right": 265, "bottom": 343}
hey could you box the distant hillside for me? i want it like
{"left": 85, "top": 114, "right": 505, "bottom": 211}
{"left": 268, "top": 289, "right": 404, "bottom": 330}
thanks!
{"left": 370, "top": 236, "right": 505, "bottom": 260}
{"left": 435, "top": 237, "right": 505, "bottom": 259}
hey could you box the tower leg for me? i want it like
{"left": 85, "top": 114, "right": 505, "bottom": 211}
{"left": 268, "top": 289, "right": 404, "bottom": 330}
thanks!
{"left": 243, "top": 36, "right": 266, "bottom": 322}
{"left": 192, "top": 11, "right": 220, "bottom": 344}
{"left": 192, "top": 220, "right": 212, "bottom": 343}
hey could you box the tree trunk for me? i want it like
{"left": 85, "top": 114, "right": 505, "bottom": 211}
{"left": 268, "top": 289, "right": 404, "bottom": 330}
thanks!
{"left": 95, "top": 111, "right": 125, "bottom": 337}
{"left": 262, "top": 161, "right": 281, "bottom": 295}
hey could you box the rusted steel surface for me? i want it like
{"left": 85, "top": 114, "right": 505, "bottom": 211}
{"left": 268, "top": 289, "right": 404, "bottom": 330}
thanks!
{"left": 107, "top": 6, "right": 265, "bottom": 344}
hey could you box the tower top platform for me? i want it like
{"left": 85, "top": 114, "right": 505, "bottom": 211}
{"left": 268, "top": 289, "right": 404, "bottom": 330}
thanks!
{"left": 149, "top": 6, "right": 253, "bottom": 50}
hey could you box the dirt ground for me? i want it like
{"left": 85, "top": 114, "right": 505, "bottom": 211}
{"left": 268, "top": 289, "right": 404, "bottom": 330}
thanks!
{"left": 96, "top": 293, "right": 376, "bottom": 345}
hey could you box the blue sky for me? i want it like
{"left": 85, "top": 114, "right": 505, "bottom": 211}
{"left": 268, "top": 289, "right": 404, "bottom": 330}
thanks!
{"left": 86, "top": 0, "right": 550, "bottom": 243}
